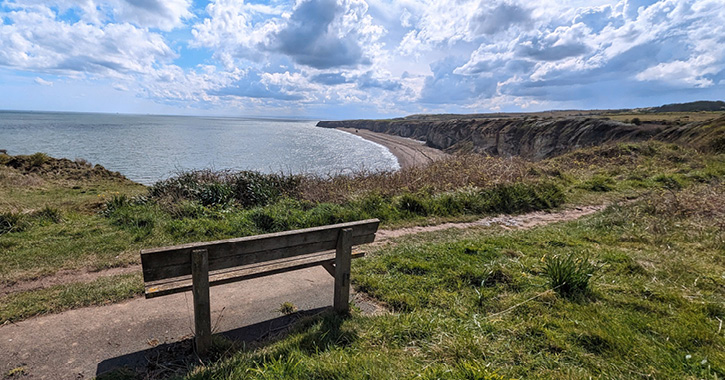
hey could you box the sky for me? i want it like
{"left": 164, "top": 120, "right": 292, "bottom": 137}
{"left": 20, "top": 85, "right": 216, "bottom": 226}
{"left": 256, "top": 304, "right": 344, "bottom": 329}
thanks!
{"left": 0, "top": 0, "right": 723, "bottom": 119}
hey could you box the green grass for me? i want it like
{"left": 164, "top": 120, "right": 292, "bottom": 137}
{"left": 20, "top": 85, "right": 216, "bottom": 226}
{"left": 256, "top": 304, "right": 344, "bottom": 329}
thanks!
{"left": 180, "top": 183, "right": 725, "bottom": 379}
{"left": 0, "top": 143, "right": 723, "bottom": 324}
{"left": 0, "top": 273, "right": 143, "bottom": 323}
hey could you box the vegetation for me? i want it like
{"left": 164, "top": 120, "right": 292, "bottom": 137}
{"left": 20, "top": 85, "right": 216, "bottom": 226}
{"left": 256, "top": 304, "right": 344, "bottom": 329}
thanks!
{"left": 1, "top": 129, "right": 725, "bottom": 378}
{"left": 2, "top": 140, "right": 724, "bottom": 323}
{"left": 176, "top": 183, "right": 725, "bottom": 379}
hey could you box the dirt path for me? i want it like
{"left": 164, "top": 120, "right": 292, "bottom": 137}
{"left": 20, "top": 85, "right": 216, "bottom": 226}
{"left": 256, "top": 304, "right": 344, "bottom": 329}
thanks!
{"left": 1, "top": 204, "right": 607, "bottom": 297}
{"left": 338, "top": 127, "right": 448, "bottom": 168}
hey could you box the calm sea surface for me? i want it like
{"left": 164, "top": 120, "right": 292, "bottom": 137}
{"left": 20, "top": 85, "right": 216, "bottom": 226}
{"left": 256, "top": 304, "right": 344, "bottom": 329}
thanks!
{"left": 0, "top": 111, "right": 399, "bottom": 185}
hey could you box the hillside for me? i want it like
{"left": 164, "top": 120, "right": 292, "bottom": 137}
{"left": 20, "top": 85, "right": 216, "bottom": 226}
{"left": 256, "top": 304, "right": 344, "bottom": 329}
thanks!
{"left": 318, "top": 108, "right": 725, "bottom": 160}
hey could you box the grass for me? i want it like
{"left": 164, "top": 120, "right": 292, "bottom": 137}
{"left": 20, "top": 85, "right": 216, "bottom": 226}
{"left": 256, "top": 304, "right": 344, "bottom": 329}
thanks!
{"left": 1, "top": 142, "right": 724, "bottom": 323}
{"left": 178, "top": 183, "right": 725, "bottom": 379}
{"left": 0, "top": 273, "right": 143, "bottom": 323}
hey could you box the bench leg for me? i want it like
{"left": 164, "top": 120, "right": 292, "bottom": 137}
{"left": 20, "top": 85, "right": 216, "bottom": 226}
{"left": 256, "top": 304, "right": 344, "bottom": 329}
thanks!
{"left": 334, "top": 228, "right": 353, "bottom": 314}
{"left": 192, "top": 248, "right": 212, "bottom": 356}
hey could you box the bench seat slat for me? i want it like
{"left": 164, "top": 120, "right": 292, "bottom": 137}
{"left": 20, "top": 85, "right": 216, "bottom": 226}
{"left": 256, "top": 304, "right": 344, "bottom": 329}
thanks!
{"left": 145, "top": 250, "right": 365, "bottom": 298}
{"left": 141, "top": 219, "right": 378, "bottom": 283}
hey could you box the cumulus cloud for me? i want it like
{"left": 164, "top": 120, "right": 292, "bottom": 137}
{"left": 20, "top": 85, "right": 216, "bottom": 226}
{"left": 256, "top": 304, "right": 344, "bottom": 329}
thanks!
{"left": 0, "top": 4, "right": 176, "bottom": 76}
{"left": 192, "top": 0, "right": 384, "bottom": 69}
{"left": 2, "top": 0, "right": 723, "bottom": 117}
{"left": 271, "top": 0, "right": 364, "bottom": 68}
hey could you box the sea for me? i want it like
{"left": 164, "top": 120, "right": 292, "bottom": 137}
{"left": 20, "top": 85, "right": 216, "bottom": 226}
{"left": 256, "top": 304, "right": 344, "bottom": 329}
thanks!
{"left": 0, "top": 111, "right": 399, "bottom": 185}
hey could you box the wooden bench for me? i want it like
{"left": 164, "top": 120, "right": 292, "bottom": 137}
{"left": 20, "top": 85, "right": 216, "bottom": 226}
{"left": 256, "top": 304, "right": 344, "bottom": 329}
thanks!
{"left": 140, "top": 219, "right": 379, "bottom": 355}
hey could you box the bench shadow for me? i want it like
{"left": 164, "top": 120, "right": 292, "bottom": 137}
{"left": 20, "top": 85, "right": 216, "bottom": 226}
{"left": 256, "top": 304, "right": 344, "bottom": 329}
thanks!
{"left": 95, "top": 306, "right": 330, "bottom": 379}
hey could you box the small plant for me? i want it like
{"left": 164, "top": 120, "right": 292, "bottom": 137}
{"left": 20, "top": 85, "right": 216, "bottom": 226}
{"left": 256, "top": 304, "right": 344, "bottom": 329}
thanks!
{"left": 631, "top": 117, "right": 642, "bottom": 125}
{"left": 28, "top": 152, "right": 49, "bottom": 167}
{"left": 544, "top": 253, "right": 597, "bottom": 299}
{"left": 278, "top": 301, "right": 297, "bottom": 315}
{"left": 31, "top": 206, "right": 63, "bottom": 224}
{"left": 579, "top": 175, "right": 615, "bottom": 192}
{"left": 0, "top": 212, "right": 24, "bottom": 235}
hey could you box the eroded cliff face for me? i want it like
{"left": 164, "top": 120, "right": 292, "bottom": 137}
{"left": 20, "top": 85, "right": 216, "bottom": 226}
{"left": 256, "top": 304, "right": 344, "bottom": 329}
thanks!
{"left": 318, "top": 117, "right": 663, "bottom": 160}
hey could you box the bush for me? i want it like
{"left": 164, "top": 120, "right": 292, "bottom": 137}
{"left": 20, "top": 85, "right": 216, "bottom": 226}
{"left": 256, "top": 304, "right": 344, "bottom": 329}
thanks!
{"left": 230, "top": 171, "right": 301, "bottom": 208}
{"left": 544, "top": 253, "right": 597, "bottom": 298}
{"left": 396, "top": 193, "right": 429, "bottom": 216}
{"left": 198, "top": 182, "right": 233, "bottom": 206}
{"left": 149, "top": 170, "right": 301, "bottom": 209}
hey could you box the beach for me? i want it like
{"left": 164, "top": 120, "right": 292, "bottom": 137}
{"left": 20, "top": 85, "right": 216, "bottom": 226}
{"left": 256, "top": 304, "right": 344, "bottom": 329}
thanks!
{"left": 338, "top": 127, "right": 448, "bottom": 168}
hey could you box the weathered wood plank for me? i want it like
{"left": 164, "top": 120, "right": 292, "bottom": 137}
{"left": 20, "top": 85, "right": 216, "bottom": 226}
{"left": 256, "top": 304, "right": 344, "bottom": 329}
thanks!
{"left": 141, "top": 219, "right": 378, "bottom": 282}
{"left": 145, "top": 250, "right": 365, "bottom": 298}
{"left": 333, "top": 228, "right": 352, "bottom": 314}
{"left": 143, "top": 234, "right": 374, "bottom": 282}
{"left": 191, "top": 249, "right": 212, "bottom": 356}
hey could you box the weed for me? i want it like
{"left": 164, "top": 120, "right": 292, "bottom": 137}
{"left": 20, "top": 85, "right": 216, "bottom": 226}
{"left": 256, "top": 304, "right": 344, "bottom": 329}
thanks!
{"left": 0, "top": 212, "right": 24, "bottom": 235}
{"left": 31, "top": 206, "right": 63, "bottom": 224}
{"left": 544, "top": 253, "right": 597, "bottom": 299}
{"left": 28, "top": 152, "right": 50, "bottom": 167}
{"left": 278, "top": 302, "right": 297, "bottom": 315}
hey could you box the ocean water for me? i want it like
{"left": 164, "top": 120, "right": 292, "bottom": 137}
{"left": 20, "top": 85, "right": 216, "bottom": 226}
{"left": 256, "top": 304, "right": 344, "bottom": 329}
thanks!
{"left": 0, "top": 111, "right": 399, "bottom": 185}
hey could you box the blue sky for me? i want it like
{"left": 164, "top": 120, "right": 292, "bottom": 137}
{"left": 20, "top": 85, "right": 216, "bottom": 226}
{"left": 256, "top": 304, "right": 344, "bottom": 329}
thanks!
{"left": 0, "top": 0, "right": 723, "bottom": 119}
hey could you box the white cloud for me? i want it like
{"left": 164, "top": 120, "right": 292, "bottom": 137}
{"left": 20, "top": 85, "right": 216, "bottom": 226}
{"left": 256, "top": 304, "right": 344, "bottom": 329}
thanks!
{"left": 0, "top": 5, "right": 176, "bottom": 76}
{"left": 34, "top": 77, "right": 53, "bottom": 86}
{"left": 113, "top": 0, "right": 193, "bottom": 31}
{"left": 1, "top": 0, "right": 723, "bottom": 117}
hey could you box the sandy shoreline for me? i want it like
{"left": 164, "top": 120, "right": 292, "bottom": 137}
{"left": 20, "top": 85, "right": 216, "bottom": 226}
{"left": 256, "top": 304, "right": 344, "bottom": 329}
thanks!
{"left": 338, "top": 127, "right": 448, "bottom": 169}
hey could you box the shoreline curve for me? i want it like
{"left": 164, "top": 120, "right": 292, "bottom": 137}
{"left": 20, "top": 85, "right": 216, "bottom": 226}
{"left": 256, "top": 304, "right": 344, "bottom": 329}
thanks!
{"left": 337, "top": 127, "right": 448, "bottom": 169}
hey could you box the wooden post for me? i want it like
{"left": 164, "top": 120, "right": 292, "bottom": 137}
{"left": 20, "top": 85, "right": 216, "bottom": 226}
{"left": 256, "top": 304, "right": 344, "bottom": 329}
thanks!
{"left": 191, "top": 248, "right": 212, "bottom": 356}
{"left": 334, "top": 228, "right": 353, "bottom": 314}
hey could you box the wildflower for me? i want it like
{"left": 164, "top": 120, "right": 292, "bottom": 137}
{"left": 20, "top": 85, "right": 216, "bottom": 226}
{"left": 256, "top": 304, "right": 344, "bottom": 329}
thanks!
{"left": 685, "top": 354, "right": 692, "bottom": 360}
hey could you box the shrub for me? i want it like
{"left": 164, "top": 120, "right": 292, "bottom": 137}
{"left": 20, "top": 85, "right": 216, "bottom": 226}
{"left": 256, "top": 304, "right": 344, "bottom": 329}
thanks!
{"left": 544, "top": 253, "right": 597, "bottom": 299}
{"left": 198, "top": 182, "right": 233, "bottom": 206}
{"left": 149, "top": 169, "right": 301, "bottom": 209}
{"left": 230, "top": 171, "right": 301, "bottom": 208}
{"left": 396, "top": 193, "right": 429, "bottom": 216}
{"left": 631, "top": 117, "right": 642, "bottom": 126}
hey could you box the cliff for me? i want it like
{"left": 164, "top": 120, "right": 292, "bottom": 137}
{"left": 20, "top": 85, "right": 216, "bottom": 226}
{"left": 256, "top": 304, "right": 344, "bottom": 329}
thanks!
{"left": 318, "top": 117, "right": 661, "bottom": 160}
{"left": 318, "top": 115, "right": 725, "bottom": 160}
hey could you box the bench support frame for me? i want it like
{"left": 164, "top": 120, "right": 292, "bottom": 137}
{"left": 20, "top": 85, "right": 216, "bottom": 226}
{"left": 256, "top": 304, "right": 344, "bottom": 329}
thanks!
{"left": 192, "top": 248, "right": 212, "bottom": 356}
{"left": 141, "top": 219, "right": 378, "bottom": 357}
{"left": 189, "top": 227, "right": 356, "bottom": 355}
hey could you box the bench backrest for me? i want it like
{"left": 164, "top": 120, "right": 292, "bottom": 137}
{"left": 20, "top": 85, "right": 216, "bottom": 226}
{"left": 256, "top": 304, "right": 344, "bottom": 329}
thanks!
{"left": 140, "top": 219, "right": 379, "bottom": 284}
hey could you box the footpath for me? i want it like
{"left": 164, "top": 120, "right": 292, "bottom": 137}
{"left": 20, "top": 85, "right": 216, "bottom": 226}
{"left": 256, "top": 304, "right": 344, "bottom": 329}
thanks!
{"left": 0, "top": 205, "right": 604, "bottom": 379}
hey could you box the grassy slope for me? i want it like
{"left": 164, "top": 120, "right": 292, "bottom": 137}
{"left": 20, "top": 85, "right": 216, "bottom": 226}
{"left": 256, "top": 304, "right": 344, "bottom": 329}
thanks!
{"left": 2, "top": 142, "right": 724, "bottom": 323}
{"left": 182, "top": 184, "right": 724, "bottom": 380}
